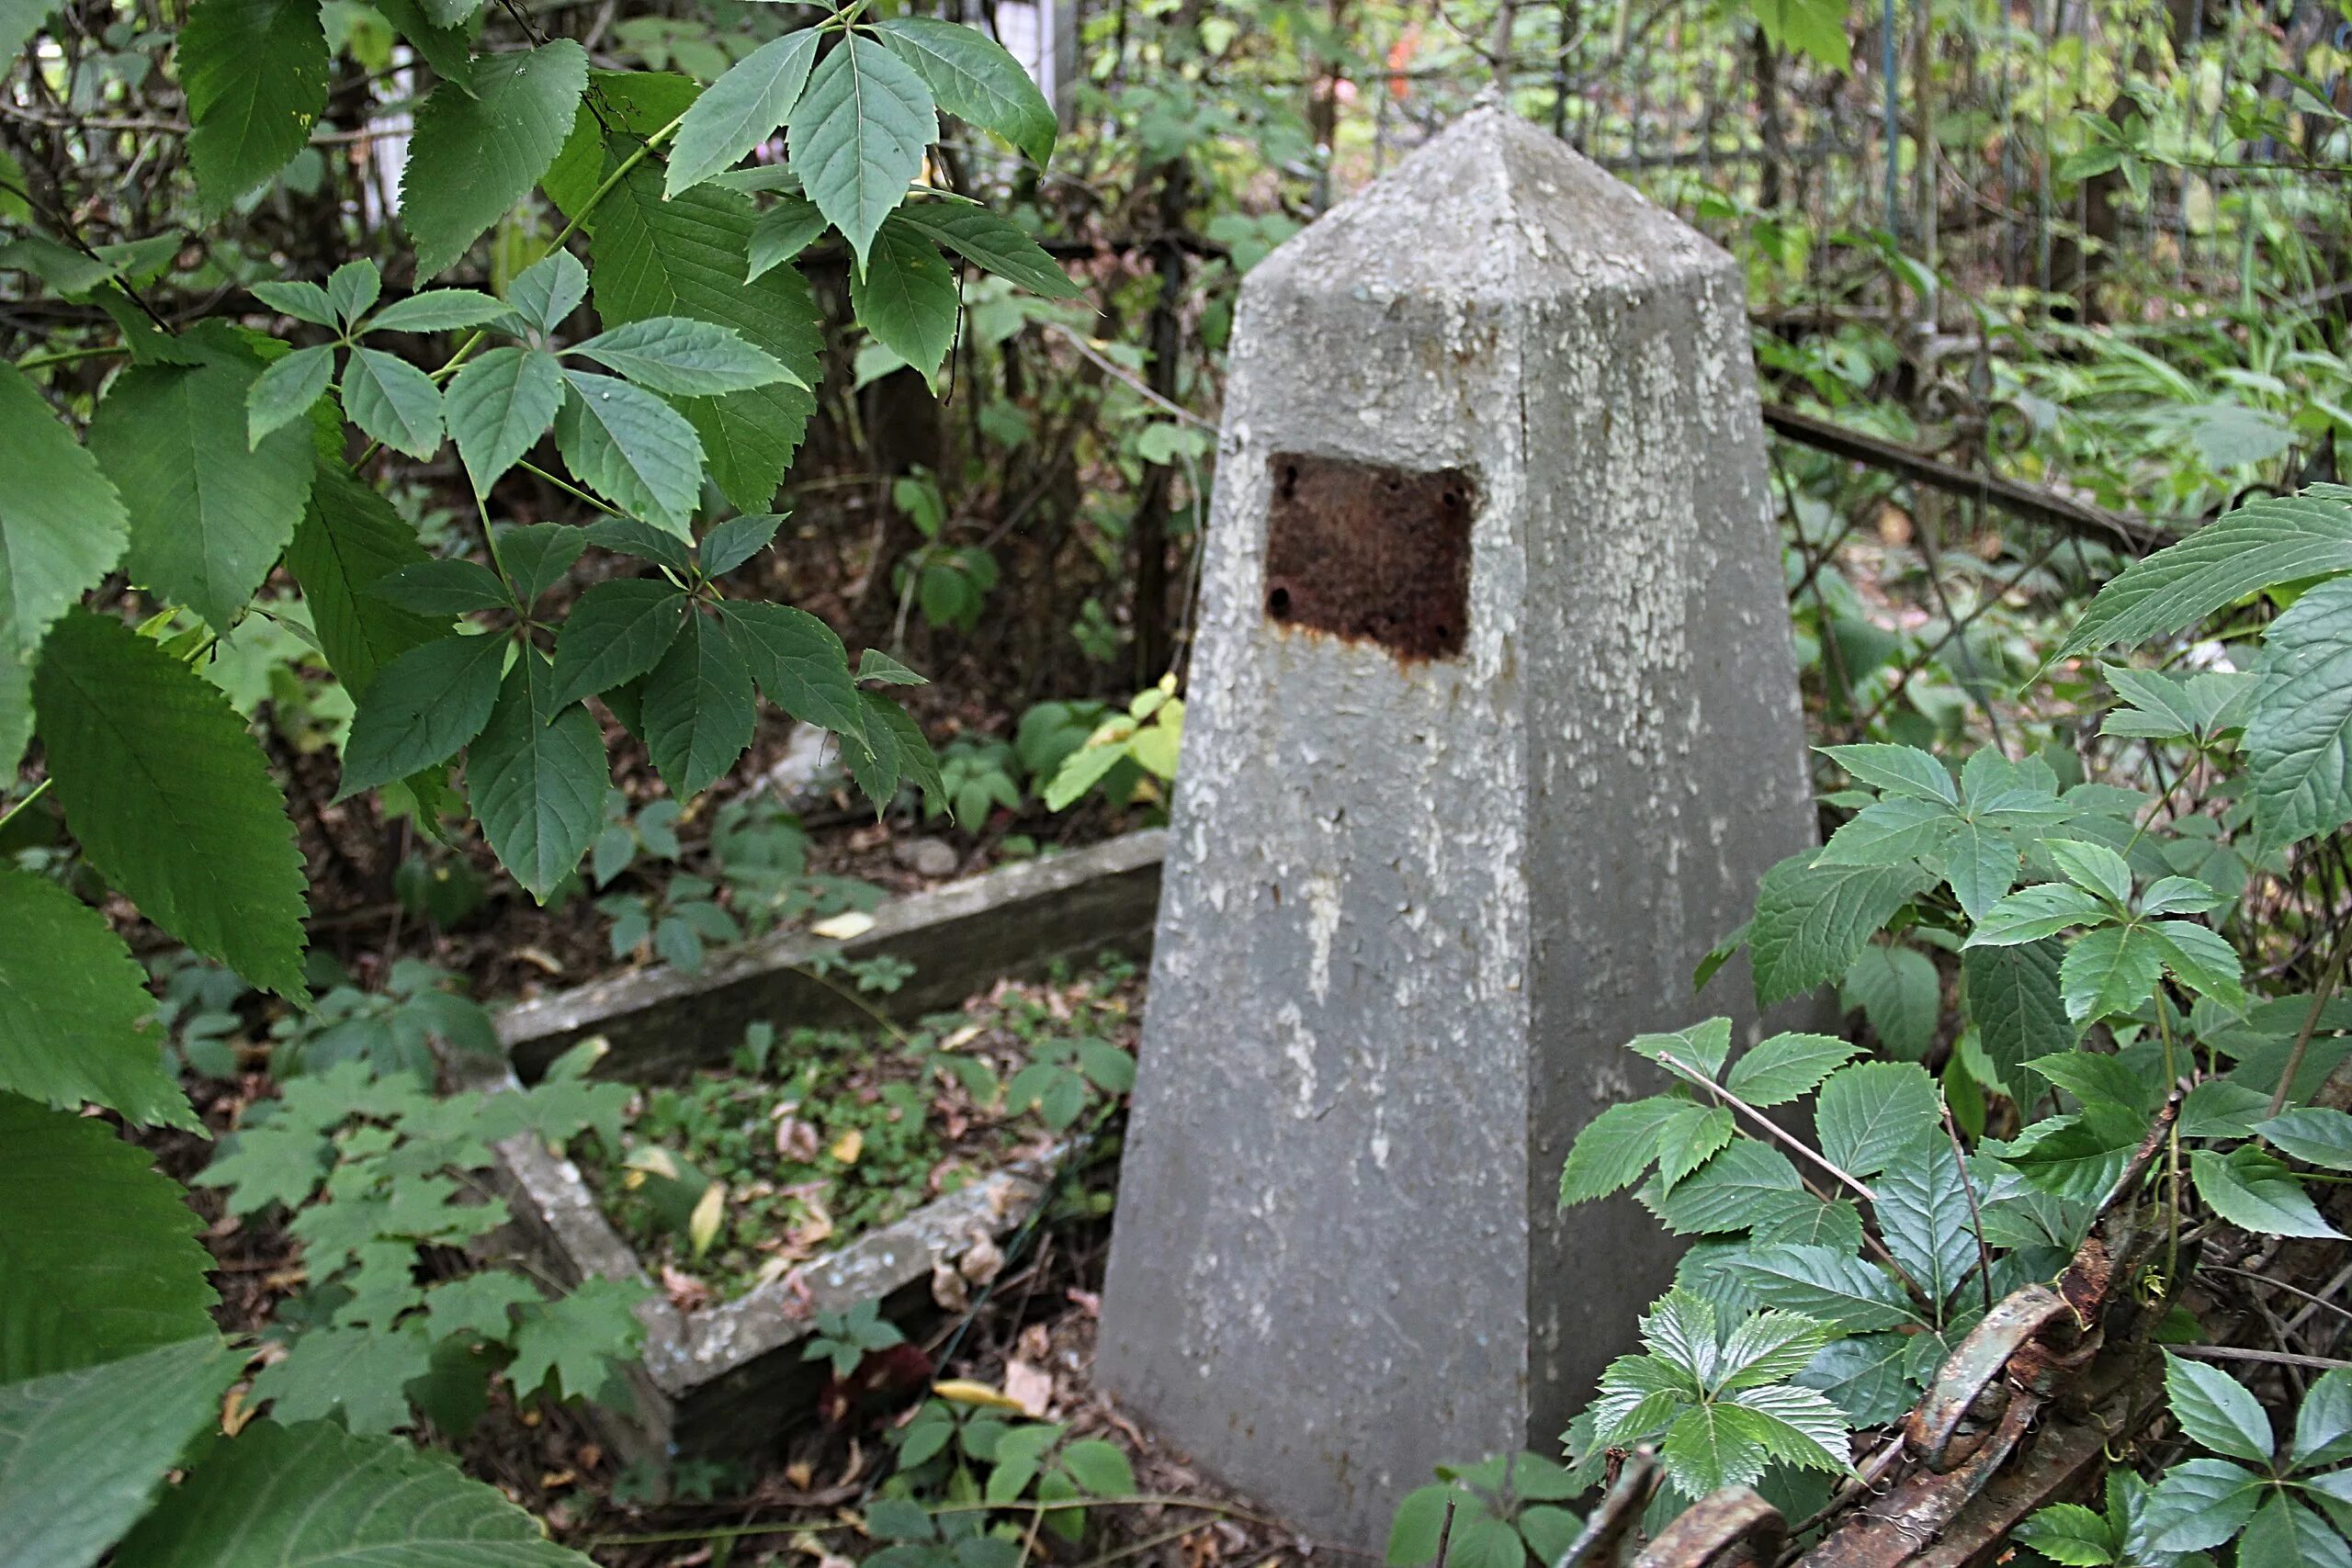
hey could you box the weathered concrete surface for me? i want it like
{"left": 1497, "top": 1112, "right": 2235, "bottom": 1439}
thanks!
{"left": 497, "top": 829, "right": 1164, "bottom": 1082}
{"left": 1097, "top": 107, "right": 1815, "bottom": 1549}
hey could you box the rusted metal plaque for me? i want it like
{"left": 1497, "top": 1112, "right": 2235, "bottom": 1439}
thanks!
{"left": 1261, "top": 452, "right": 1475, "bottom": 661}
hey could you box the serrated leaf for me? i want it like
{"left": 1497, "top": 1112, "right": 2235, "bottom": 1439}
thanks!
{"left": 1874, "top": 1133, "right": 1981, "bottom": 1311}
{"left": 550, "top": 579, "right": 688, "bottom": 705}
{"left": 325, "top": 260, "right": 379, "bottom": 327}
{"left": 179, "top": 0, "right": 329, "bottom": 210}
{"left": 248, "top": 1323, "right": 432, "bottom": 1435}
{"left": 568, "top": 316, "right": 795, "bottom": 396}
{"left": 2147, "top": 919, "right": 2244, "bottom": 1008}
{"left": 2049, "top": 839, "right": 2134, "bottom": 905}
{"left": 402, "top": 41, "right": 588, "bottom": 276}
{"left": 1815, "top": 795, "right": 1957, "bottom": 868}
{"left": 89, "top": 324, "right": 317, "bottom": 630}
{"left": 0, "top": 866, "right": 192, "bottom": 1128}
{"left": 1724, "top": 1382, "right": 1851, "bottom": 1471}
{"left": 368, "top": 289, "right": 511, "bottom": 335}
{"left": 286, "top": 461, "right": 446, "bottom": 699}
{"left": 746, "top": 197, "right": 828, "bottom": 282}
{"left": 422, "top": 1273, "right": 539, "bottom": 1345}
{"left": 445, "top": 346, "right": 564, "bottom": 495}
{"left": 554, "top": 370, "right": 704, "bottom": 535}
{"left": 1729, "top": 1245, "right": 1918, "bottom": 1331}
{"left": 2138, "top": 1458, "right": 2267, "bottom": 1552}
{"left": 699, "top": 513, "right": 782, "bottom": 576}
{"left": 504, "top": 251, "right": 586, "bottom": 337}
{"left": 2017, "top": 1504, "right": 2119, "bottom": 1567}
{"left": 786, "top": 32, "right": 934, "bottom": 265}
{"left": 1963, "top": 940, "right": 2071, "bottom": 1084}
{"left": 1815, "top": 1060, "right": 1938, "bottom": 1179}
{"left": 2165, "top": 1351, "right": 2277, "bottom": 1464}
{"left": 588, "top": 166, "right": 822, "bottom": 512}
{"left": 1628, "top": 1017, "right": 1735, "bottom": 1080}
{"left": 853, "top": 214, "right": 959, "bottom": 379}
{"left": 2060, "top": 923, "right": 2165, "bottom": 1022}
{"left": 1644, "top": 1141, "right": 1803, "bottom": 1235}
{"left": 34, "top": 611, "right": 309, "bottom": 998}
{"left": 1750, "top": 0, "right": 1850, "bottom": 68}
{"left": 336, "top": 634, "right": 507, "bottom": 800}
{"left": 2191, "top": 1146, "right": 2342, "bottom": 1238}
{"left": 251, "top": 278, "right": 338, "bottom": 327}
{"left": 343, "top": 347, "right": 445, "bottom": 459}
{"left": 2257, "top": 1109, "right": 2352, "bottom": 1171}
{"left": 1797, "top": 1333, "right": 1914, "bottom": 1427}
{"left": 111, "top": 1416, "right": 592, "bottom": 1566}
{"left": 2057, "top": 487, "right": 2352, "bottom": 657}
{"left": 493, "top": 524, "right": 585, "bottom": 607}
{"left": 1841, "top": 943, "right": 1939, "bottom": 1060}
{"left": 898, "top": 201, "right": 1080, "bottom": 299}
{"left": 1967, "top": 882, "right": 2111, "bottom": 946}
{"left": 1656, "top": 1105, "right": 1737, "bottom": 1194}
{"left": 1820, "top": 742, "right": 1956, "bottom": 804}
{"left": 665, "top": 28, "right": 820, "bottom": 197}
{"left": 1939, "top": 818, "right": 2025, "bottom": 920}
{"left": 1559, "top": 1097, "right": 1688, "bottom": 1205}
{"left": 244, "top": 343, "right": 334, "bottom": 447}
{"left": 719, "top": 599, "right": 864, "bottom": 736}
{"left": 467, "top": 649, "right": 605, "bottom": 899}
{"left": 641, "top": 610, "right": 755, "bottom": 798}
{"left": 1725, "top": 1032, "right": 1858, "bottom": 1107}
{"left": 1658, "top": 1402, "right": 1771, "bottom": 1495}
{"left": 871, "top": 17, "right": 1052, "bottom": 165}
{"left": 0, "top": 1095, "right": 218, "bottom": 1380}
{"left": 505, "top": 1277, "right": 646, "bottom": 1404}
{"left": 2292, "top": 1369, "right": 2352, "bottom": 1470}
{"left": 1714, "top": 1311, "right": 1827, "bottom": 1393}
{"left": 1750, "top": 855, "right": 1933, "bottom": 1007}
{"left": 0, "top": 362, "right": 128, "bottom": 660}
{"left": 374, "top": 558, "right": 511, "bottom": 615}
{"left": 2239, "top": 1495, "right": 2352, "bottom": 1568}
{"left": 0, "top": 1336, "right": 241, "bottom": 1568}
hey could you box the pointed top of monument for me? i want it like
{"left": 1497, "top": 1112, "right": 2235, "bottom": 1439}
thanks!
{"left": 1251, "top": 106, "right": 1729, "bottom": 305}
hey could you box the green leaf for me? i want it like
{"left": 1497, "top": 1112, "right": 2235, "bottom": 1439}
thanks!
{"left": 1059, "top": 1438, "right": 1135, "bottom": 1496}
{"left": 1656, "top": 1105, "right": 1737, "bottom": 1193}
{"left": 2049, "top": 839, "right": 2134, "bottom": 905}
{"left": 1644, "top": 1141, "right": 1802, "bottom": 1235}
{"left": 2165, "top": 1351, "right": 2276, "bottom": 1464}
{"left": 423, "top": 1273, "right": 539, "bottom": 1345}
{"left": 326, "top": 261, "right": 379, "bottom": 329}
{"left": 568, "top": 316, "right": 796, "bottom": 396}
{"left": 286, "top": 461, "right": 446, "bottom": 699}
{"left": 1628, "top": 1017, "right": 1734, "bottom": 1080}
{"left": 583, "top": 516, "right": 694, "bottom": 577}
{"left": 857, "top": 647, "right": 926, "bottom": 684}
{"left": 871, "top": 17, "right": 1053, "bottom": 166}
{"left": 402, "top": 41, "right": 588, "bottom": 276}
{"left": 1749, "top": 0, "right": 1850, "bottom": 69}
{"left": 342, "top": 348, "right": 446, "bottom": 459}
{"left": 2238, "top": 1495, "right": 2352, "bottom": 1568}
{"left": 0, "top": 1336, "right": 241, "bottom": 1568}
{"left": 0, "top": 362, "right": 128, "bottom": 660}
{"left": 1558, "top": 1098, "right": 1686, "bottom": 1205}
{"left": 554, "top": 369, "right": 704, "bottom": 535}
{"left": 1, "top": 0, "right": 58, "bottom": 63}
{"left": 1815, "top": 1061, "right": 1938, "bottom": 1179}
{"left": 1992, "top": 1102, "right": 2148, "bottom": 1201}
{"left": 336, "top": 634, "right": 508, "bottom": 800}
{"left": 1723, "top": 1382, "right": 1851, "bottom": 1472}
{"left": 468, "top": 649, "right": 605, "bottom": 898}
{"left": 852, "top": 215, "right": 959, "bottom": 380}
{"left": 2257, "top": 1109, "right": 2352, "bottom": 1172}
{"left": 2017, "top": 1505, "right": 2119, "bottom": 1567}
{"left": 1659, "top": 1402, "right": 1772, "bottom": 1495}
{"left": 88, "top": 324, "right": 318, "bottom": 630}
{"left": 0, "top": 1095, "right": 218, "bottom": 1380}
{"left": 640, "top": 611, "right": 755, "bottom": 799}
{"left": 1714, "top": 1310, "right": 1828, "bottom": 1393}
{"left": 245, "top": 343, "right": 336, "bottom": 447}
{"left": 786, "top": 32, "right": 935, "bottom": 265}
{"left": 1874, "top": 1134, "right": 1980, "bottom": 1310}
{"left": 504, "top": 251, "right": 586, "bottom": 336}
{"left": 248, "top": 1323, "right": 433, "bottom": 1435}
{"left": 699, "top": 513, "right": 782, "bottom": 576}
{"left": 179, "top": 0, "right": 330, "bottom": 211}
{"left": 719, "top": 600, "right": 864, "bottom": 736}
{"left": 493, "top": 524, "right": 585, "bottom": 607}
{"left": 1840, "top": 944, "right": 1939, "bottom": 1060}
{"left": 1819, "top": 742, "right": 1956, "bottom": 804}
{"left": 1939, "top": 819, "right": 2025, "bottom": 920}
{"left": 550, "top": 579, "right": 689, "bottom": 705}
{"left": 0, "top": 866, "right": 190, "bottom": 1128}
{"left": 2139, "top": 1458, "right": 2267, "bottom": 1552}
{"left": 746, "top": 197, "right": 829, "bottom": 283}
{"left": 33, "top": 611, "right": 310, "bottom": 998}
{"left": 444, "top": 346, "right": 564, "bottom": 495}
{"left": 0, "top": 654, "right": 27, "bottom": 778}
{"left": 367, "top": 288, "right": 510, "bottom": 335}
{"left": 1797, "top": 1333, "right": 1914, "bottom": 1427}
{"left": 505, "top": 1277, "right": 647, "bottom": 1403}
{"left": 2059, "top": 923, "right": 2165, "bottom": 1022}
{"left": 374, "top": 558, "right": 511, "bottom": 615}
{"left": 588, "top": 165, "right": 822, "bottom": 512}
{"left": 898, "top": 201, "right": 1081, "bottom": 299}
{"left": 2146, "top": 919, "right": 2243, "bottom": 1008}
{"left": 664, "top": 28, "right": 820, "bottom": 197}
{"left": 111, "top": 1417, "right": 592, "bottom": 1566}
{"left": 1815, "top": 795, "right": 1957, "bottom": 868}
{"left": 1749, "top": 856, "right": 1933, "bottom": 1007}
{"left": 1963, "top": 940, "right": 2071, "bottom": 1084}
{"left": 1724, "top": 1032, "right": 1858, "bottom": 1109}
{"left": 1966, "top": 883, "right": 2111, "bottom": 946}
{"left": 1728, "top": 1245, "right": 1918, "bottom": 1332}
{"left": 2191, "top": 1146, "right": 2342, "bottom": 1238}
{"left": 2056, "top": 487, "right": 2352, "bottom": 657}
{"left": 2292, "top": 1369, "right": 2352, "bottom": 1471}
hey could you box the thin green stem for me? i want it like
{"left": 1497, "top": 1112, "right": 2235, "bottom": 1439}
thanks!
{"left": 12, "top": 344, "right": 127, "bottom": 372}
{"left": 0, "top": 778, "right": 52, "bottom": 835}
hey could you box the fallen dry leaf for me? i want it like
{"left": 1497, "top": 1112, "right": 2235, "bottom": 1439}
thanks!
{"left": 1002, "top": 1358, "right": 1052, "bottom": 1417}
{"left": 661, "top": 1264, "right": 715, "bottom": 1313}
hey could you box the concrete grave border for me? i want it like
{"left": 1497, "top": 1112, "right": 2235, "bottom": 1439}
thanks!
{"left": 457, "top": 829, "right": 1166, "bottom": 1465}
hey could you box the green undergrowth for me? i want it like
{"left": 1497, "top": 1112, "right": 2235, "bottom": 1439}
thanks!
{"left": 575, "top": 958, "right": 1140, "bottom": 1301}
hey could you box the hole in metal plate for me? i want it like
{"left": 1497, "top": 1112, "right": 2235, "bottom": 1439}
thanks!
{"left": 1261, "top": 452, "right": 1475, "bottom": 662}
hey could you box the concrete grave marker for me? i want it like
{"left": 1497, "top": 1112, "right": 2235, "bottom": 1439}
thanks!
{"left": 1098, "top": 106, "right": 1817, "bottom": 1547}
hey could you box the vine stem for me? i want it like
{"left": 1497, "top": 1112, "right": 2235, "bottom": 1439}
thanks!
{"left": 2267, "top": 913, "right": 2352, "bottom": 1119}
{"left": 0, "top": 777, "right": 51, "bottom": 834}
{"left": 1655, "top": 1051, "right": 1880, "bottom": 1203}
